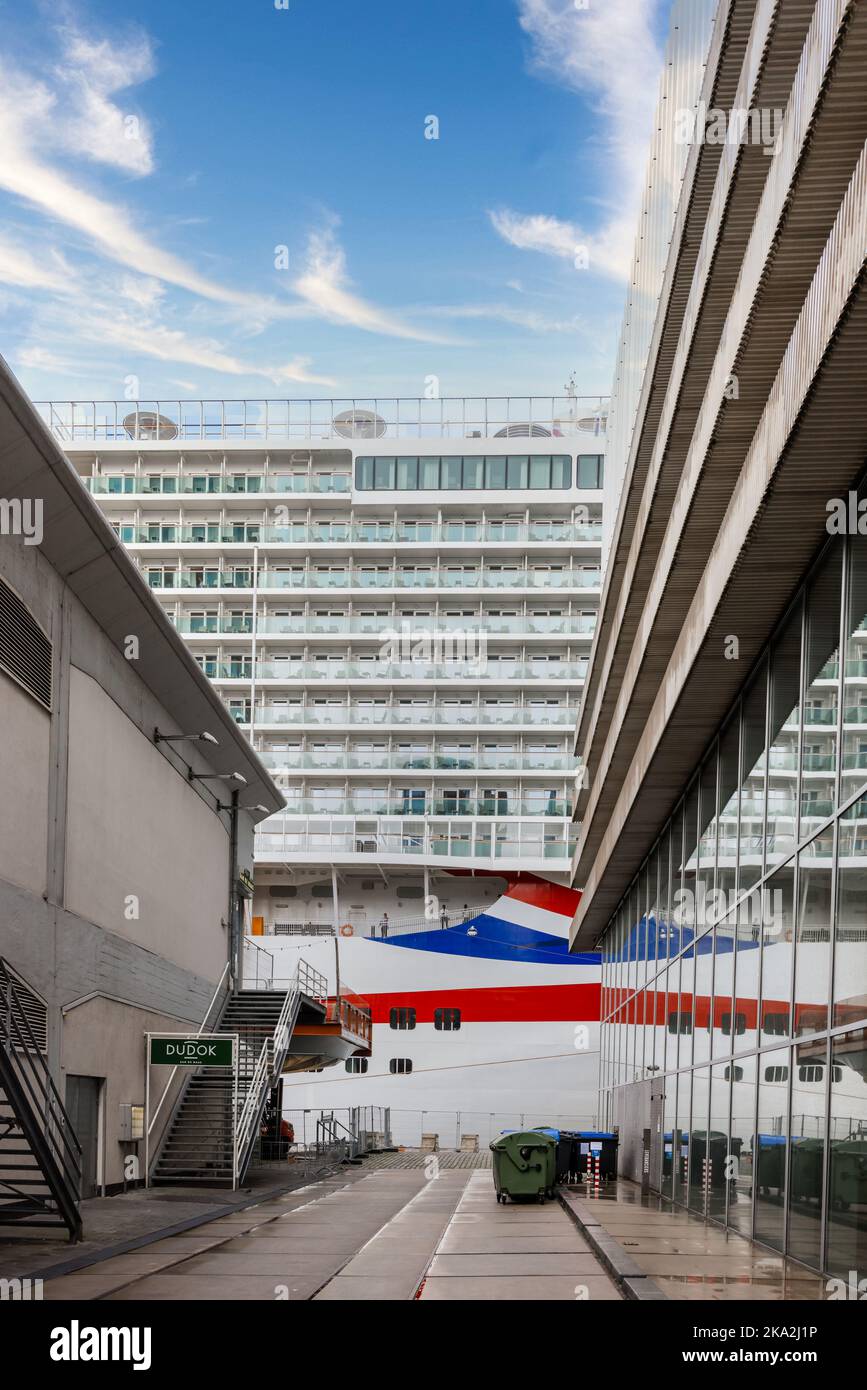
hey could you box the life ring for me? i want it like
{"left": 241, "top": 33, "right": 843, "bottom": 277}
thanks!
{"left": 339, "top": 923, "right": 354, "bottom": 937}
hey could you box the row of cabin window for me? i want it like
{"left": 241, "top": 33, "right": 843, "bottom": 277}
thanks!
{"left": 665, "top": 1009, "right": 792, "bottom": 1036}
{"left": 390, "top": 1006, "right": 459, "bottom": 1030}
{"left": 355, "top": 455, "right": 603, "bottom": 492}
{"left": 346, "top": 1057, "right": 412, "bottom": 1074}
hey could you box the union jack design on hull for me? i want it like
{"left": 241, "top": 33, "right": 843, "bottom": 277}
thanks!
{"left": 265, "top": 879, "right": 602, "bottom": 1146}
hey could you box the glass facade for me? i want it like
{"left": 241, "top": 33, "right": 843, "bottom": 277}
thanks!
{"left": 355, "top": 454, "right": 600, "bottom": 492}
{"left": 600, "top": 523, "right": 867, "bottom": 1276}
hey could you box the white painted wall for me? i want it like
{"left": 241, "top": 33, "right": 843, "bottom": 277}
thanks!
{"left": 0, "top": 666, "right": 50, "bottom": 896}
{"left": 64, "top": 666, "right": 229, "bottom": 981}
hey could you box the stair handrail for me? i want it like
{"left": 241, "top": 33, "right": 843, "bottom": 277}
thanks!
{"left": 147, "top": 961, "right": 231, "bottom": 1147}
{"left": 233, "top": 956, "right": 318, "bottom": 1184}
{"left": 0, "top": 958, "right": 83, "bottom": 1239}
{"left": 269, "top": 974, "right": 301, "bottom": 1083}
{"left": 233, "top": 1037, "right": 271, "bottom": 1186}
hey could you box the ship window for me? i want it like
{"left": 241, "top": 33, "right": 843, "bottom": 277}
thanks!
{"left": 389, "top": 1058, "right": 413, "bottom": 1074}
{"left": 356, "top": 455, "right": 574, "bottom": 492}
{"left": 345, "top": 1057, "right": 369, "bottom": 1074}
{"left": 374, "top": 457, "right": 395, "bottom": 489}
{"left": 389, "top": 1007, "right": 416, "bottom": 1030}
{"left": 441, "top": 457, "right": 462, "bottom": 489}
{"left": 764, "top": 1065, "right": 789, "bottom": 1083}
{"left": 724, "top": 1065, "right": 744, "bottom": 1082}
{"left": 667, "top": 1011, "right": 692, "bottom": 1035}
{"left": 396, "top": 457, "right": 418, "bottom": 490}
{"left": 434, "top": 1008, "right": 461, "bottom": 1031}
{"left": 577, "top": 454, "right": 604, "bottom": 489}
{"left": 419, "top": 457, "right": 440, "bottom": 488}
{"left": 720, "top": 1011, "right": 747, "bottom": 1036}
{"left": 486, "top": 457, "right": 507, "bottom": 489}
{"left": 762, "top": 1009, "right": 790, "bottom": 1036}
{"left": 798, "top": 1065, "right": 824, "bottom": 1084}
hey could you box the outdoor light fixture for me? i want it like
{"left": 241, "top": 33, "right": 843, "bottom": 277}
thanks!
{"left": 154, "top": 728, "right": 219, "bottom": 746}
{"left": 189, "top": 771, "right": 248, "bottom": 785}
{"left": 217, "top": 802, "right": 271, "bottom": 815}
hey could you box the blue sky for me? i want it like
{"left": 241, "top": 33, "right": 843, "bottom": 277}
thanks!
{"left": 0, "top": 0, "right": 672, "bottom": 404}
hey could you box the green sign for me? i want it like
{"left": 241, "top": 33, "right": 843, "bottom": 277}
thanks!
{"left": 149, "top": 1036, "right": 234, "bottom": 1067}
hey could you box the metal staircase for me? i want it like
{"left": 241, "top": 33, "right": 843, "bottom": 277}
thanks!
{"left": 151, "top": 960, "right": 325, "bottom": 1188}
{"left": 0, "top": 959, "right": 82, "bottom": 1242}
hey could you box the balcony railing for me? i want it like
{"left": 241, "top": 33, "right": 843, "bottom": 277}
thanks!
{"left": 37, "top": 396, "right": 610, "bottom": 443}
{"left": 175, "top": 614, "right": 596, "bottom": 637}
{"left": 249, "top": 704, "right": 579, "bottom": 728}
{"left": 255, "top": 817, "right": 578, "bottom": 863}
{"left": 255, "top": 747, "right": 574, "bottom": 772}
{"left": 127, "top": 522, "right": 602, "bottom": 547}
{"left": 145, "top": 566, "right": 598, "bottom": 592}
{"left": 210, "top": 659, "right": 589, "bottom": 681}
{"left": 268, "top": 796, "right": 572, "bottom": 817}
{"left": 86, "top": 472, "right": 352, "bottom": 496}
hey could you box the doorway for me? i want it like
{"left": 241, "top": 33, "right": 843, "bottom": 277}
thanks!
{"left": 65, "top": 1074, "right": 102, "bottom": 1198}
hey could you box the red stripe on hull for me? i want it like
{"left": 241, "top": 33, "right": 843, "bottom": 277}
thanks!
{"left": 365, "top": 982, "right": 600, "bottom": 1024}
{"left": 504, "top": 881, "right": 582, "bottom": 917}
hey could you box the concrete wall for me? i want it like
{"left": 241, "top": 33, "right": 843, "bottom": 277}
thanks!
{"left": 0, "top": 506, "right": 236, "bottom": 1192}
{"left": 65, "top": 666, "right": 229, "bottom": 981}
{"left": 0, "top": 666, "right": 49, "bottom": 896}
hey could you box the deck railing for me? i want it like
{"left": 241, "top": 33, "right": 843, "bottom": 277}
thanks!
{"left": 35, "top": 397, "right": 610, "bottom": 444}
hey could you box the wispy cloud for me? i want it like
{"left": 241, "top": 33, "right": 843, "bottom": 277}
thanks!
{"left": 488, "top": 208, "right": 634, "bottom": 282}
{"left": 0, "top": 238, "right": 71, "bottom": 291}
{"left": 293, "top": 225, "right": 456, "bottom": 344}
{"left": 491, "top": 0, "right": 666, "bottom": 281}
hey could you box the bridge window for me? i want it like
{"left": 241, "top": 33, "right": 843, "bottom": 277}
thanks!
{"left": 355, "top": 455, "right": 575, "bottom": 492}
{"left": 434, "top": 1008, "right": 461, "bottom": 1031}
{"left": 389, "top": 1007, "right": 416, "bottom": 1030}
{"left": 389, "top": 1058, "right": 412, "bottom": 1074}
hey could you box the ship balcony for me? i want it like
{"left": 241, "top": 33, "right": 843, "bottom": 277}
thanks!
{"left": 174, "top": 614, "right": 596, "bottom": 638}
{"left": 247, "top": 704, "right": 579, "bottom": 731}
{"left": 143, "top": 567, "right": 599, "bottom": 594}
{"left": 268, "top": 794, "right": 573, "bottom": 817}
{"left": 254, "top": 815, "right": 578, "bottom": 872}
{"left": 124, "top": 522, "right": 602, "bottom": 549}
{"left": 209, "top": 658, "right": 589, "bottom": 684}
{"left": 85, "top": 471, "right": 353, "bottom": 498}
{"left": 255, "top": 746, "right": 575, "bottom": 773}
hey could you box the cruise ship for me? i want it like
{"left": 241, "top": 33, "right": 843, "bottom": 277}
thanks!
{"left": 39, "top": 393, "right": 607, "bottom": 1144}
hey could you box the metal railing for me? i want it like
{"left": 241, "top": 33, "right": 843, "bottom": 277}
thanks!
{"left": 36, "top": 397, "right": 610, "bottom": 443}
{"left": 255, "top": 821, "right": 577, "bottom": 862}
{"left": 0, "top": 959, "right": 83, "bottom": 1240}
{"left": 146, "top": 962, "right": 231, "bottom": 1181}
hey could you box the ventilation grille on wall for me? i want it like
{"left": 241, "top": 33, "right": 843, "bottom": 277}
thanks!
{"left": 0, "top": 961, "right": 49, "bottom": 1053}
{"left": 0, "top": 575, "right": 52, "bottom": 710}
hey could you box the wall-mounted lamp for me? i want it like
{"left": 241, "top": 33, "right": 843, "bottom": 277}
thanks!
{"left": 189, "top": 771, "right": 248, "bottom": 786}
{"left": 154, "top": 728, "right": 219, "bottom": 746}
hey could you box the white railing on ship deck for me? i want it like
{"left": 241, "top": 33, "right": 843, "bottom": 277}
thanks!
{"left": 35, "top": 397, "right": 610, "bottom": 444}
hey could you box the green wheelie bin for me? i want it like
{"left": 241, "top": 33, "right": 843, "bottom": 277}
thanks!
{"left": 490, "top": 1130, "right": 557, "bottom": 1203}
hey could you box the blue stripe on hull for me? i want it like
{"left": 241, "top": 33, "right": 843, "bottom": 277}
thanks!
{"left": 378, "top": 913, "right": 600, "bottom": 965}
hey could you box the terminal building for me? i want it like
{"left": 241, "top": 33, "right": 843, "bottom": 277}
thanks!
{"left": 0, "top": 359, "right": 360, "bottom": 1236}
{"left": 572, "top": 0, "right": 867, "bottom": 1278}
